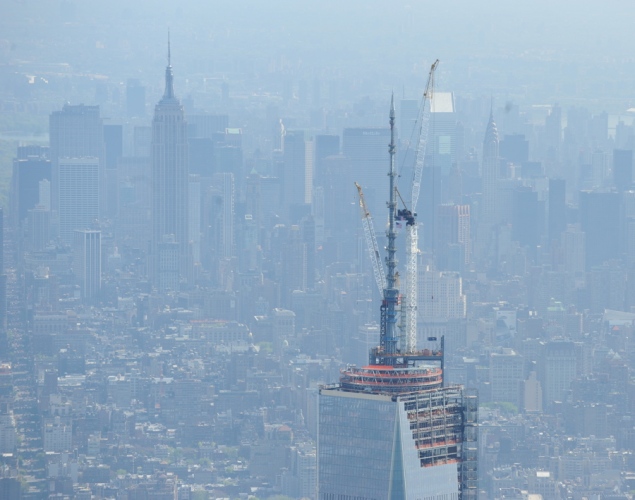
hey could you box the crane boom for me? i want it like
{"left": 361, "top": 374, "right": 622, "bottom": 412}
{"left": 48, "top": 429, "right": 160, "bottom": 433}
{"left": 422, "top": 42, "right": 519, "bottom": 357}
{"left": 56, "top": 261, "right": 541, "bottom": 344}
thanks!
{"left": 411, "top": 59, "right": 439, "bottom": 212}
{"left": 403, "top": 59, "right": 438, "bottom": 354}
{"left": 355, "top": 182, "right": 387, "bottom": 294}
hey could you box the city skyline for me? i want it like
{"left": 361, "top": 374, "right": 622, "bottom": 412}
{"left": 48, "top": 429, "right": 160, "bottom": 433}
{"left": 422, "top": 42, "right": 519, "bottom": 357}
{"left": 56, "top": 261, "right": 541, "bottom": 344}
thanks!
{"left": 2, "top": 3, "right": 635, "bottom": 499}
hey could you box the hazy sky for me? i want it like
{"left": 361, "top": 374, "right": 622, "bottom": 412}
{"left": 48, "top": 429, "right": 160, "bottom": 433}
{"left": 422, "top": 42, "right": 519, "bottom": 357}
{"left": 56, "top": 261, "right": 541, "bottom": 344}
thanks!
{"left": 2, "top": 0, "right": 635, "bottom": 107}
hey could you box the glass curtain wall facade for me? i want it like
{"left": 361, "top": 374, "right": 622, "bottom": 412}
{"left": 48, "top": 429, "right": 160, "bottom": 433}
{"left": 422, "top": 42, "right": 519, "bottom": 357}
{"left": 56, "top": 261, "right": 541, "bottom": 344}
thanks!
{"left": 318, "top": 387, "right": 477, "bottom": 500}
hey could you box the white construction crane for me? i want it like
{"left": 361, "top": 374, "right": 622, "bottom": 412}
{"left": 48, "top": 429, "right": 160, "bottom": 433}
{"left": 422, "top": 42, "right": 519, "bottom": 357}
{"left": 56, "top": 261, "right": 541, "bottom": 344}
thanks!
{"left": 401, "top": 59, "right": 438, "bottom": 354}
{"left": 355, "top": 182, "right": 387, "bottom": 294}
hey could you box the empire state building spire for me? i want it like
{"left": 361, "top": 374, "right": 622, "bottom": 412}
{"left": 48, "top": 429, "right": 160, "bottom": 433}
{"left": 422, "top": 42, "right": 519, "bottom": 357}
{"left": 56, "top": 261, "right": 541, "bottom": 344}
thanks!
{"left": 163, "top": 31, "right": 175, "bottom": 100}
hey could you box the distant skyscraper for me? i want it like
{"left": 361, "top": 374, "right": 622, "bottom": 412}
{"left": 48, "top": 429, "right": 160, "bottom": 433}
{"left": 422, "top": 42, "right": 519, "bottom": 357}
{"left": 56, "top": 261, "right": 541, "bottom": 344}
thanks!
{"left": 212, "top": 172, "right": 235, "bottom": 260}
{"left": 428, "top": 92, "right": 457, "bottom": 173}
{"left": 613, "top": 149, "right": 633, "bottom": 191}
{"left": 188, "top": 175, "right": 201, "bottom": 267}
{"left": 49, "top": 104, "right": 104, "bottom": 213}
{"left": 151, "top": 41, "right": 189, "bottom": 286}
{"left": 540, "top": 340, "right": 576, "bottom": 410}
{"left": 313, "top": 134, "right": 339, "bottom": 187}
{"left": 476, "top": 110, "right": 499, "bottom": 262}
{"left": 282, "top": 130, "right": 308, "bottom": 220}
{"left": 73, "top": 229, "right": 101, "bottom": 301}
{"left": 418, "top": 269, "right": 466, "bottom": 321}
{"left": 418, "top": 267, "right": 467, "bottom": 355}
{"left": 561, "top": 224, "right": 586, "bottom": 279}
{"left": 28, "top": 206, "right": 51, "bottom": 252}
{"left": 58, "top": 157, "right": 100, "bottom": 244}
{"left": 579, "top": 190, "right": 620, "bottom": 269}
{"left": 436, "top": 203, "right": 471, "bottom": 270}
{"left": 512, "top": 186, "right": 545, "bottom": 261}
{"left": 104, "top": 124, "right": 123, "bottom": 217}
{"left": 548, "top": 178, "right": 566, "bottom": 245}
{"left": 126, "top": 79, "right": 146, "bottom": 118}
{"left": 342, "top": 127, "right": 390, "bottom": 219}
{"left": 490, "top": 348, "right": 524, "bottom": 408}
{"left": 11, "top": 145, "right": 50, "bottom": 231}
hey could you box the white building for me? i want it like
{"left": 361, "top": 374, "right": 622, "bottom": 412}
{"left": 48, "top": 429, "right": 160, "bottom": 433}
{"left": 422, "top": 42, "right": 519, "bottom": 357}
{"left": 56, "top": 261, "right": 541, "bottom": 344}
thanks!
{"left": 43, "top": 417, "right": 72, "bottom": 452}
{"left": 73, "top": 229, "right": 101, "bottom": 301}
{"left": 58, "top": 157, "right": 99, "bottom": 244}
{"left": 418, "top": 268, "right": 466, "bottom": 320}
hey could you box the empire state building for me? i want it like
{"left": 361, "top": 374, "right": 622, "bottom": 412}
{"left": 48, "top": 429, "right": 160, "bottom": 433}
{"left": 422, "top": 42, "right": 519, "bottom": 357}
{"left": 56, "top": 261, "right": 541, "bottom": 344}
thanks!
{"left": 151, "top": 41, "right": 189, "bottom": 291}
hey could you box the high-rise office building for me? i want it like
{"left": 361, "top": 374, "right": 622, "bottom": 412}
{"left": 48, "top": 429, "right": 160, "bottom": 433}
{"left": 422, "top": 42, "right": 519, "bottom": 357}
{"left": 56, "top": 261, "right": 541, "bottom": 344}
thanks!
{"left": 49, "top": 104, "right": 104, "bottom": 213}
{"left": 540, "top": 340, "right": 577, "bottom": 410}
{"left": 561, "top": 224, "right": 586, "bottom": 279}
{"left": 476, "top": 111, "right": 499, "bottom": 262}
{"left": 104, "top": 124, "right": 123, "bottom": 217}
{"left": 282, "top": 130, "right": 309, "bottom": 220}
{"left": 418, "top": 269, "right": 467, "bottom": 322}
{"left": 318, "top": 100, "right": 477, "bottom": 500}
{"left": 489, "top": 348, "right": 524, "bottom": 408}
{"left": 343, "top": 127, "right": 390, "bottom": 219}
{"left": 579, "top": 190, "right": 620, "bottom": 269}
{"left": 313, "top": 134, "right": 339, "bottom": 188}
{"left": 512, "top": 186, "right": 545, "bottom": 261}
{"left": 436, "top": 203, "right": 471, "bottom": 270}
{"left": 73, "top": 229, "right": 101, "bottom": 301}
{"left": 11, "top": 145, "right": 50, "bottom": 230}
{"left": 27, "top": 206, "right": 51, "bottom": 252}
{"left": 428, "top": 92, "right": 457, "bottom": 173}
{"left": 58, "top": 157, "right": 100, "bottom": 244}
{"left": 418, "top": 267, "right": 467, "bottom": 355}
{"left": 548, "top": 178, "right": 566, "bottom": 245}
{"left": 613, "top": 149, "right": 633, "bottom": 191}
{"left": 188, "top": 175, "right": 201, "bottom": 267}
{"left": 151, "top": 42, "right": 189, "bottom": 286}
{"left": 211, "top": 172, "right": 235, "bottom": 260}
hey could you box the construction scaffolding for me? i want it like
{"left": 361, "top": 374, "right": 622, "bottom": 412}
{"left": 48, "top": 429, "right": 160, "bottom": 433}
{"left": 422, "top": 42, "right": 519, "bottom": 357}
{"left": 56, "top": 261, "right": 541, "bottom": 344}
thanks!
{"left": 398, "top": 386, "right": 478, "bottom": 500}
{"left": 339, "top": 365, "right": 443, "bottom": 394}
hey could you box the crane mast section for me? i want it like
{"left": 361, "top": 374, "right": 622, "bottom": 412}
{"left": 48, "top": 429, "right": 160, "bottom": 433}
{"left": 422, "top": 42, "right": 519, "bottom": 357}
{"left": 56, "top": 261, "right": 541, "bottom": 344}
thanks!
{"left": 404, "top": 59, "right": 438, "bottom": 354}
{"left": 404, "top": 224, "right": 418, "bottom": 353}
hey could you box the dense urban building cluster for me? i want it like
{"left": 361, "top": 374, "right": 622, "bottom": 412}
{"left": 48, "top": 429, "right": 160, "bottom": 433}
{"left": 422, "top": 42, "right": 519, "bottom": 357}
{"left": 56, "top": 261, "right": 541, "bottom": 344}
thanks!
{"left": 2, "top": 4, "right": 635, "bottom": 499}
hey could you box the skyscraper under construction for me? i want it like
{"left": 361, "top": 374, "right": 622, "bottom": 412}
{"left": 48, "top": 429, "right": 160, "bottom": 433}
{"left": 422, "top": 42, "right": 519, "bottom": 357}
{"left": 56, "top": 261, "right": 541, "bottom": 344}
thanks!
{"left": 317, "top": 97, "right": 477, "bottom": 500}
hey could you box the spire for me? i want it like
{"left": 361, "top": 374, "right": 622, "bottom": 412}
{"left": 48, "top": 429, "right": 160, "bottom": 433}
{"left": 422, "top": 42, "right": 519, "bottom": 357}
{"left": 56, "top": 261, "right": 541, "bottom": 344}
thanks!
{"left": 163, "top": 31, "right": 175, "bottom": 100}
{"left": 484, "top": 106, "right": 498, "bottom": 145}
{"left": 390, "top": 92, "right": 395, "bottom": 120}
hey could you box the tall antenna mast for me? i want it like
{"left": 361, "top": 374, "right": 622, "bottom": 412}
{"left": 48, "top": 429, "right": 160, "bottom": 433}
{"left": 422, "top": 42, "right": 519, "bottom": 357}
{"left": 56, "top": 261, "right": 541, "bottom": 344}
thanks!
{"left": 374, "top": 93, "right": 400, "bottom": 365}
